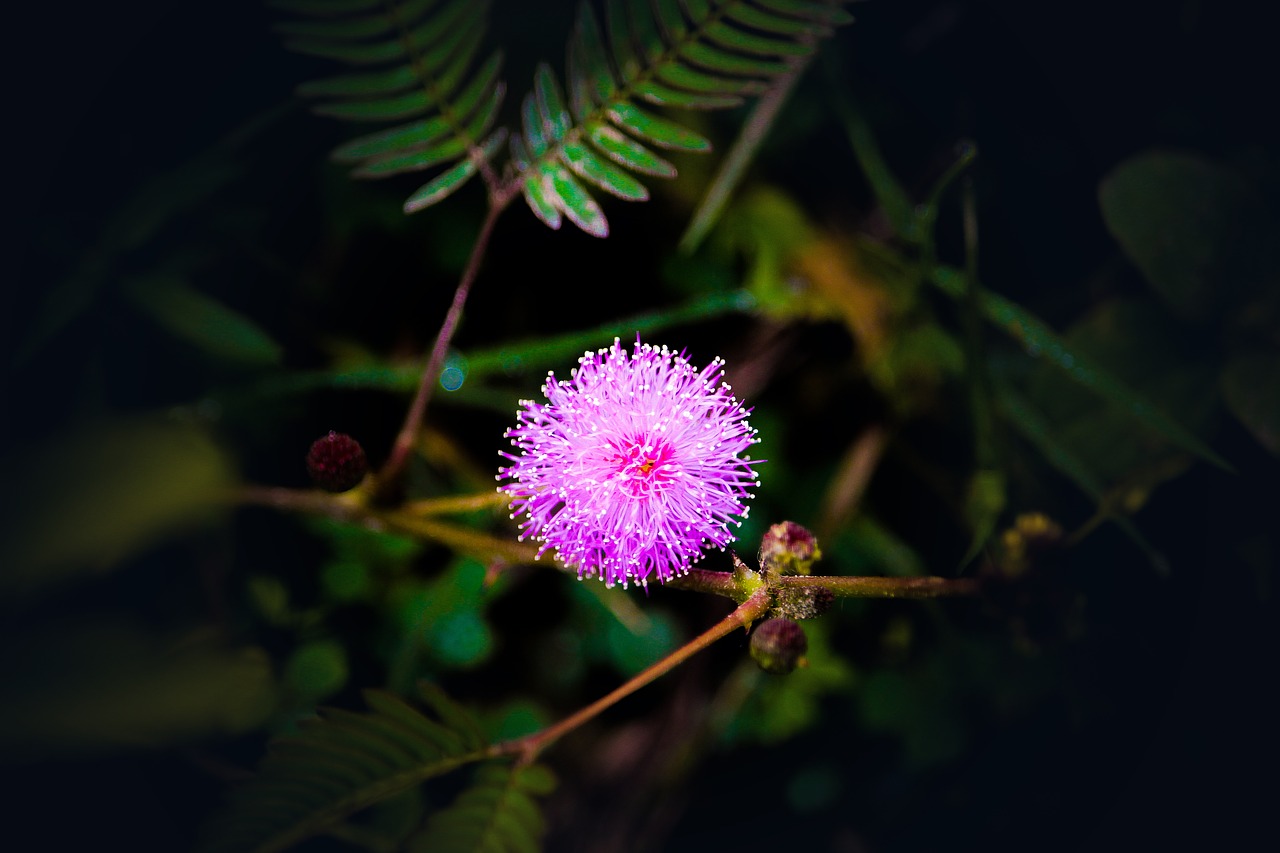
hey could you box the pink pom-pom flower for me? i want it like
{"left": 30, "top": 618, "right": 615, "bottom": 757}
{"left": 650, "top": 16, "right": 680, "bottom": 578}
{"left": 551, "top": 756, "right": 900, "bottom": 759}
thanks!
{"left": 498, "top": 337, "right": 762, "bottom": 588}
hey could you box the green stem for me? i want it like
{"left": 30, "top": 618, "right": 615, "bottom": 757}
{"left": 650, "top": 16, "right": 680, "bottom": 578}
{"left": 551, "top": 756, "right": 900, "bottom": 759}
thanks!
{"left": 238, "top": 487, "right": 982, "bottom": 600}
{"left": 673, "top": 568, "right": 980, "bottom": 601}
{"left": 776, "top": 573, "right": 979, "bottom": 598}
{"left": 493, "top": 588, "right": 771, "bottom": 764}
{"left": 400, "top": 490, "right": 510, "bottom": 516}
{"left": 665, "top": 567, "right": 749, "bottom": 599}
{"left": 236, "top": 485, "right": 546, "bottom": 565}
{"left": 381, "top": 512, "right": 543, "bottom": 564}
{"left": 237, "top": 484, "right": 365, "bottom": 519}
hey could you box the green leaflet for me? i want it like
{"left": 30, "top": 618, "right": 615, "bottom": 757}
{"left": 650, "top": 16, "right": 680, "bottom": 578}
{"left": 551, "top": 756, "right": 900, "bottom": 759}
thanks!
{"left": 636, "top": 78, "right": 743, "bottom": 108}
{"left": 402, "top": 159, "right": 475, "bottom": 213}
{"left": 682, "top": 0, "right": 714, "bottom": 19}
{"left": 408, "top": 764, "right": 556, "bottom": 853}
{"left": 605, "top": 0, "right": 643, "bottom": 80}
{"left": 281, "top": 0, "right": 502, "bottom": 213}
{"left": 311, "top": 34, "right": 496, "bottom": 123}
{"left": 653, "top": 0, "right": 689, "bottom": 41}
{"left": 516, "top": 62, "right": 611, "bottom": 236}
{"left": 628, "top": 0, "right": 667, "bottom": 64}
{"left": 547, "top": 162, "right": 610, "bottom": 237}
{"left": 299, "top": 63, "right": 420, "bottom": 99}
{"left": 286, "top": 11, "right": 462, "bottom": 65}
{"left": 567, "top": 2, "right": 616, "bottom": 121}
{"left": 362, "top": 691, "right": 467, "bottom": 753}
{"left": 586, "top": 122, "right": 676, "bottom": 177}
{"left": 560, "top": 139, "right": 650, "bottom": 200}
{"left": 511, "top": 134, "right": 563, "bottom": 229}
{"left": 654, "top": 62, "right": 765, "bottom": 96}
{"left": 325, "top": 51, "right": 499, "bottom": 163}
{"left": 521, "top": 92, "right": 548, "bottom": 155}
{"left": 506, "top": 1, "right": 850, "bottom": 235}
{"left": 703, "top": 19, "right": 814, "bottom": 56}
{"left": 726, "top": 2, "right": 832, "bottom": 38}
{"left": 355, "top": 78, "right": 504, "bottom": 179}
{"left": 607, "top": 102, "right": 711, "bottom": 150}
{"left": 402, "top": 130, "right": 505, "bottom": 214}
{"left": 356, "top": 133, "right": 470, "bottom": 180}
{"left": 314, "top": 87, "right": 434, "bottom": 123}
{"left": 759, "top": 0, "right": 856, "bottom": 25}
{"left": 418, "top": 680, "right": 488, "bottom": 750}
{"left": 679, "top": 40, "right": 790, "bottom": 77}
{"left": 332, "top": 114, "right": 454, "bottom": 162}
{"left": 522, "top": 171, "right": 563, "bottom": 230}
{"left": 199, "top": 689, "right": 491, "bottom": 853}
{"left": 534, "top": 63, "right": 572, "bottom": 140}
{"left": 432, "top": 12, "right": 491, "bottom": 91}
{"left": 289, "top": 0, "right": 854, "bottom": 232}
{"left": 125, "top": 275, "right": 283, "bottom": 366}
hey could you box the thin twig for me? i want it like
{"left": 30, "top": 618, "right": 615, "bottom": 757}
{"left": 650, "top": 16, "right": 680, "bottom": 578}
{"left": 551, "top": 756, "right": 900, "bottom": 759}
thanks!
{"left": 492, "top": 588, "right": 771, "bottom": 764}
{"left": 817, "top": 424, "right": 890, "bottom": 542}
{"left": 673, "top": 567, "right": 980, "bottom": 602}
{"left": 237, "top": 484, "right": 364, "bottom": 519}
{"left": 237, "top": 483, "right": 548, "bottom": 566}
{"left": 400, "top": 490, "right": 509, "bottom": 516}
{"left": 381, "top": 512, "right": 544, "bottom": 564}
{"left": 666, "top": 567, "right": 752, "bottom": 599}
{"left": 375, "top": 199, "right": 510, "bottom": 498}
{"left": 775, "top": 573, "right": 980, "bottom": 598}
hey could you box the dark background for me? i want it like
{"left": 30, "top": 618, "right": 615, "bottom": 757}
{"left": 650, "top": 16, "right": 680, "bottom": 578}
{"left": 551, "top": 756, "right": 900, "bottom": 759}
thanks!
{"left": 4, "top": 1, "right": 1277, "bottom": 851}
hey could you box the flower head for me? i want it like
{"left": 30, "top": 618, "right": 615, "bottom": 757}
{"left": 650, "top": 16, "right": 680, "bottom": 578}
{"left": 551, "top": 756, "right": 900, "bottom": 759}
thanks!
{"left": 498, "top": 337, "right": 761, "bottom": 588}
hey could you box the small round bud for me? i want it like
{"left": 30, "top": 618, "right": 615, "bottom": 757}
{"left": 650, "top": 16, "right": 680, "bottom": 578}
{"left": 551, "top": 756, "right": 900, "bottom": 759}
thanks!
{"left": 749, "top": 617, "right": 808, "bottom": 675}
{"left": 758, "top": 521, "right": 821, "bottom": 576}
{"left": 306, "top": 431, "right": 368, "bottom": 492}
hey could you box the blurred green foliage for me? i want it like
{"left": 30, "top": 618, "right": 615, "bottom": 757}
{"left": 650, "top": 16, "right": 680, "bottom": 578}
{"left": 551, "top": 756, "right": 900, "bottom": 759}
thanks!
{"left": 1, "top": 419, "right": 234, "bottom": 591}
{"left": 3, "top": 1, "right": 1277, "bottom": 851}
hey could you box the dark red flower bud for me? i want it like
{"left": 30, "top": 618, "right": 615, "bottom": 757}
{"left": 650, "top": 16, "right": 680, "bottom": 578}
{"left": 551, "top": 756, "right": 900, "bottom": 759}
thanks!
{"left": 750, "top": 617, "right": 809, "bottom": 675}
{"left": 758, "top": 521, "right": 821, "bottom": 576}
{"left": 306, "top": 431, "right": 368, "bottom": 492}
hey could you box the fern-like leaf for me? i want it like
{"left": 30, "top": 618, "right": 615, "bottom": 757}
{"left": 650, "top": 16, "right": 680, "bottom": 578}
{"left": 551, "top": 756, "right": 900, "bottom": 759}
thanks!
{"left": 510, "top": 0, "right": 853, "bottom": 236}
{"left": 277, "top": 0, "right": 507, "bottom": 211}
{"left": 408, "top": 763, "right": 557, "bottom": 853}
{"left": 200, "top": 687, "right": 489, "bottom": 853}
